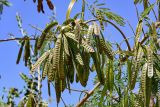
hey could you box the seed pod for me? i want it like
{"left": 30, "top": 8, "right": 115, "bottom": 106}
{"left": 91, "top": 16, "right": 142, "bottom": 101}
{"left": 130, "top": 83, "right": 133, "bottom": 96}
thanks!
{"left": 100, "top": 39, "right": 113, "bottom": 60}
{"left": 63, "top": 36, "right": 70, "bottom": 56}
{"left": 147, "top": 46, "right": 153, "bottom": 78}
{"left": 46, "top": 0, "right": 54, "bottom": 10}
{"left": 52, "top": 35, "right": 62, "bottom": 71}
{"left": 82, "top": 40, "right": 95, "bottom": 53}
{"left": 24, "top": 39, "right": 30, "bottom": 67}
{"left": 48, "top": 49, "right": 55, "bottom": 81}
{"left": 86, "top": 25, "right": 94, "bottom": 45}
{"left": 31, "top": 50, "right": 50, "bottom": 73}
{"left": 16, "top": 40, "right": 25, "bottom": 64}
{"left": 76, "top": 53, "right": 84, "bottom": 65}
{"left": 93, "top": 22, "right": 100, "bottom": 36}
{"left": 141, "top": 63, "right": 148, "bottom": 106}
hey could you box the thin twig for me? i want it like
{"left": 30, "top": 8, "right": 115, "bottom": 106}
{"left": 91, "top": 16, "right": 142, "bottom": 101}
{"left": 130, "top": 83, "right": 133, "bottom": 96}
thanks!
{"left": 60, "top": 96, "right": 67, "bottom": 107}
{"left": 29, "top": 24, "right": 43, "bottom": 32}
{"left": 126, "top": 19, "right": 136, "bottom": 36}
{"left": 0, "top": 37, "right": 36, "bottom": 42}
{"left": 66, "top": 87, "right": 88, "bottom": 94}
{"left": 148, "top": 2, "right": 158, "bottom": 21}
{"left": 76, "top": 82, "right": 100, "bottom": 107}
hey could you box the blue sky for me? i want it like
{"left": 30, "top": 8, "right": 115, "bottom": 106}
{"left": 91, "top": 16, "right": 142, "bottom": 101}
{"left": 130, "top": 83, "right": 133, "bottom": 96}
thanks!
{"left": 0, "top": 0, "right": 140, "bottom": 106}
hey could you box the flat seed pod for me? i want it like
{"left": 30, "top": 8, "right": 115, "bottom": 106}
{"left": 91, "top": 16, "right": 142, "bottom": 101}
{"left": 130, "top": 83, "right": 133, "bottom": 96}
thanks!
{"left": 109, "top": 59, "right": 114, "bottom": 92}
{"left": 47, "top": 49, "right": 55, "bottom": 81}
{"left": 82, "top": 40, "right": 95, "bottom": 53}
{"left": 31, "top": 50, "right": 50, "bottom": 73}
{"left": 65, "top": 32, "right": 78, "bottom": 42}
{"left": 37, "top": 0, "right": 44, "bottom": 13}
{"left": 53, "top": 34, "right": 62, "bottom": 72}
{"left": 26, "top": 94, "right": 35, "bottom": 107}
{"left": 60, "top": 79, "right": 65, "bottom": 92}
{"left": 16, "top": 40, "right": 25, "bottom": 64}
{"left": 135, "top": 20, "right": 143, "bottom": 48}
{"left": 141, "top": 63, "right": 148, "bottom": 106}
{"left": 74, "top": 20, "right": 81, "bottom": 43}
{"left": 37, "top": 21, "right": 58, "bottom": 49}
{"left": 76, "top": 53, "right": 84, "bottom": 65}
{"left": 147, "top": 46, "right": 153, "bottom": 78}
{"left": 100, "top": 39, "right": 113, "bottom": 60}
{"left": 65, "top": 55, "right": 74, "bottom": 83}
{"left": 42, "top": 59, "right": 49, "bottom": 80}
{"left": 34, "top": 37, "right": 38, "bottom": 56}
{"left": 93, "top": 22, "right": 100, "bottom": 36}
{"left": 55, "top": 74, "right": 61, "bottom": 104}
{"left": 24, "top": 39, "right": 30, "bottom": 67}
{"left": 59, "top": 50, "right": 65, "bottom": 80}
{"left": 86, "top": 25, "right": 94, "bottom": 45}
{"left": 46, "top": 0, "right": 54, "bottom": 10}
{"left": 63, "top": 36, "right": 70, "bottom": 56}
{"left": 91, "top": 53, "right": 104, "bottom": 84}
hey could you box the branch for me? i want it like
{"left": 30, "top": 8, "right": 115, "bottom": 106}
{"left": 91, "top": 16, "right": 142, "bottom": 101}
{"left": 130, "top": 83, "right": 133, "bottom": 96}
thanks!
{"left": 66, "top": 87, "right": 88, "bottom": 94}
{"left": 0, "top": 37, "right": 36, "bottom": 42}
{"left": 76, "top": 82, "right": 100, "bottom": 107}
{"left": 85, "top": 19, "right": 131, "bottom": 51}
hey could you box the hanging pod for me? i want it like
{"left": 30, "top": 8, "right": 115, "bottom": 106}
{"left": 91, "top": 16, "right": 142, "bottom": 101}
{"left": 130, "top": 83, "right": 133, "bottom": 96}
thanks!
{"left": 147, "top": 46, "right": 154, "bottom": 78}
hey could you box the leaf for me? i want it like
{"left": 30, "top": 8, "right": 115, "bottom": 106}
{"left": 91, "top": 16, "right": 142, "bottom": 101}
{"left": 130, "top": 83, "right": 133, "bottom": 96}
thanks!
{"left": 105, "top": 11, "right": 125, "bottom": 26}
{"left": 16, "top": 40, "right": 25, "bottom": 64}
{"left": 66, "top": 0, "right": 76, "bottom": 20}
{"left": 141, "top": 4, "right": 154, "bottom": 19}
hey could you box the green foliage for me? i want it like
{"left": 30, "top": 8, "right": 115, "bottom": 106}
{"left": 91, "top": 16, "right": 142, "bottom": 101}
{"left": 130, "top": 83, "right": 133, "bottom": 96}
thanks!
{"left": 1, "top": 0, "right": 160, "bottom": 107}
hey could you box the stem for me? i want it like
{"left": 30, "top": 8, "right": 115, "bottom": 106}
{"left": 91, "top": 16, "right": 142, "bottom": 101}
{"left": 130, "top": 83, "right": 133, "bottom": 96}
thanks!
{"left": 76, "top": 82, "right": 100, "bottom": 107}
{"left": 148, "top": 2, "right": 157, "bottom": 21}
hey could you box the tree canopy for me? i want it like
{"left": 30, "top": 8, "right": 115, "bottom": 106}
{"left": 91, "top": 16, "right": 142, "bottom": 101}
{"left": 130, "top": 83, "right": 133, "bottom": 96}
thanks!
{"left": 0, "top": 0, "right": 160, "bottom": 107}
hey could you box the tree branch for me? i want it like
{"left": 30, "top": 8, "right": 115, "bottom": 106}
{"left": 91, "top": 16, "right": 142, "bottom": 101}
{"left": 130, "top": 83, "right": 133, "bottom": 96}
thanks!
{"left": 0, "top": 37, "right": 36, "bottom": 42}
{"left": 76, "top": 82, "right": 100, "bottom": 107}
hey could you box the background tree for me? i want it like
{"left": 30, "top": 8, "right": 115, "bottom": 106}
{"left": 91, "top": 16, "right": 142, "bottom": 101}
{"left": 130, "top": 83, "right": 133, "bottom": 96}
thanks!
{"left": 0, "top": 0, "right": 160, "bottom": 107}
